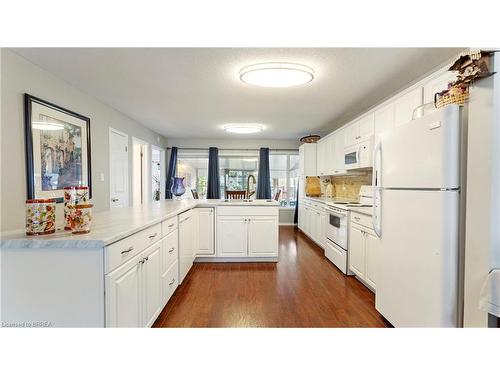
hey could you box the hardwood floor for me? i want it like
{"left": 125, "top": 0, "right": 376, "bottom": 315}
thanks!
{"left": 153, "top": 226, "right": 388, "bottom": 328}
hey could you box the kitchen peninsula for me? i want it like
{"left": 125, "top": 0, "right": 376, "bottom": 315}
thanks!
{"left": 1, "top": 199, "right": 279, "bottom": 327}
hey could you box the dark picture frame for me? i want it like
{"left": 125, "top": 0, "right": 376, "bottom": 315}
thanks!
{"left": 24, "top": 94, "right": 92, "bottom": 203}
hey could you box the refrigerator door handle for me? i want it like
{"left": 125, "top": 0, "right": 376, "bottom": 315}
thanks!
{"left": 372, "top": 140, "right": 382, "bottom": 238}
{"left": 373, "top": 189, "right": 382, "bottom": 238}
{"left": 372, "top": 139, "right": 382, "bottom": 188}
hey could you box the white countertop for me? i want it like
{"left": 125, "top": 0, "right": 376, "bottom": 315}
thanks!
{"left": 0, "top": 199, "right": 278, "bottom": 249}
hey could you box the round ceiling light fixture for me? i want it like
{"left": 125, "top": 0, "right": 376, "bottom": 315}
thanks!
{"left": 239, "top": 62, "right": 315, "bottom": 88}
{"left": 223, "top": 123, "right": 264, "bottom": 134}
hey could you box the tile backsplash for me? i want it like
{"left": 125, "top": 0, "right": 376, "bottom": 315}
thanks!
{"left": 320, "top": 171, "right": 372, "bottom": 201}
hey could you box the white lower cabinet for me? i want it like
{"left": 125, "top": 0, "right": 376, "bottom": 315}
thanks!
{"left": 364, "top": 231, "right": 378, "bottom": 290}
{"left": 106, "top": 256, "right": 142, "bottom": 327}
{"left": 299, "top": 199, "right": 326, "bottom": 249}
{"left": 142, "top": 242, "right": 162, "bottom": 327}
{"left": 178, "top": 210, "right": 195, "bottom": 283}
{"left": 217, "top": 216, "right": 248, "bottom": 256}
{"left": 348, "top": 212, "right": 378, "bottom": 290}
{"left": 194, "top": 207, "right": 214, "bottom": 255}
{"left": 247, "top": 216, "right": 279, "bottom": 256}
{"left": 216, "top": 207, "right": 279, "bottom": 258}
{"left": 349, "top": 225, "right": 366, "bottom": 278}
{"left": 106, "top": 241, "right": 163, "bottom": 328}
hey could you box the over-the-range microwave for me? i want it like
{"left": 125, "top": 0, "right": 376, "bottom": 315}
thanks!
{"left": 344, "top": 138, "right": 373, "bottom": 169}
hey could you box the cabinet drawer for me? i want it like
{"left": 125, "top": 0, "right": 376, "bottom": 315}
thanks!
{"left": 163, "top": 229, "right": 178, "bottom": 272}
{"left": 162, "top": 216, "right": 177, "bottom": 236}
{"left": 325, "top": 240, "right": 347, "bottom": 274}
{"left": 216, "top": 206, "right": 278, "bottom": 216}
{"left": 350, "top": 211, "right": 372, "bottom": 230}
{"left": 162, "top": 260, "right": 179, "bottom": 304}
{"left": 105, "top": 223, "right": 162, "bottom": 273}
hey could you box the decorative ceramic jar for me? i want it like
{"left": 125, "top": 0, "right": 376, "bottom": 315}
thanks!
{"left": 63, "top": 186, "right": 89, "bottom": 230}
{"left": 71, "top": 203, "right": 93, "bottom": 234}
{"left": 25, "top": 199, "right": 56, "bottom": 235}
{"left": 171, "top": 177, "right": 186, "bottom": 199}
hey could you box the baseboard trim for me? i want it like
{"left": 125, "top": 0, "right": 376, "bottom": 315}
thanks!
{"left": 195, "top": 256, "right": 278, "bottom": 263}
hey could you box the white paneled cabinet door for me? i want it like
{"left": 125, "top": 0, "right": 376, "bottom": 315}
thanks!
{"left": 247, "top": 216, "right": 279, "bottom": 257}
{"left": 423, "top": 71, "right": 457, "bottom": 104}
{"left": 394, "top": 87, "right": 423, "bottom": 127}
{"left": 106, "top": 257, "right": 141, "bottom": 327}
{"left": 319, "top": 211, "right": 326, "bottom": 249}
{"left": 142, "top": 242, "right": 162, "bottom": 327}
{"left": 217, "top": 216, "right": 247, "bottom": 257}
{"left": 344, "top": 122, "right": 359, "bottom": 147}
{"left": 365, "top": 231, "right": 378, "bottom": 290}
{"left": 316, "top": 140, "right": 326, "bottom": 176}
{"left": 178, "top": 211, "right": 194, "bottom": 283}
{"left": 313, "top": 210, "right": 322, "bottom": 244}
{"left": 349, "top": 226, "right": 365, "bottom": 278}
{"left": 357, "top": 113, "right": 375, "bottom": 140}
{"left": 374, "top": 102, "right": 395, "bottom": 143}
{"left": 333, "top": 128, "right": 345, "bottom": 172}
{"left": 196, "top": 208, "right": 214, "bottom": 255}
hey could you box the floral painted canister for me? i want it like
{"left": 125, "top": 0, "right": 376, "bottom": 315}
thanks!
{"left": 71, "top": 203, "right": 93, "bottom": 234}
{"left": 63, "top": 186, "right": 89, "bottom": 230}
{"left": 25, "top": 199, "right": 56, "bottom": 235}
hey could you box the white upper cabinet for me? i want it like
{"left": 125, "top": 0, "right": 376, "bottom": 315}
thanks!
{"left": 299, "top": 143, "right": 317, "bottom": 176}
{"left": 423, "top": 71, "right": 457, "bottom": 104}
{"left": 316, "top": 140, "right": 326, "bottom": 176}
{"left": 357, "top": 113, "right": 375, "bottom": 140}
{"left": 374, "top": 102, "right": 395, "bottom": 143}
{"left": 344, "top": 114, "right": 375, "bottom": 147}
{"left": 394, "top": 87, "right": 423, "bottom": 127}
{"left": 333, "top": 127, "right": 346, "bottom": 173}
{"left": 317, "top": 137, "right": 335, "bottom": 176}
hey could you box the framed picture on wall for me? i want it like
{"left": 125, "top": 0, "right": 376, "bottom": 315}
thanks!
{"left": 24, "top": 94, "right": 92, "bottom": 203}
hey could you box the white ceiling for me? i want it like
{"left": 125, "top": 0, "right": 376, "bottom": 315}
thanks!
{"left": 13, "top": 48, "right": 462, "bottom": 140}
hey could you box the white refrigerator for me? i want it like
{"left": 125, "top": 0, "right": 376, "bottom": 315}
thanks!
{"left": 372, "top": 105, "right": 461, "bottom": 327}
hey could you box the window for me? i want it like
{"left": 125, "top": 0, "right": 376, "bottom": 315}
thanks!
{"left": 175, "top": 149, "right": 298, "bottom": 203}
{"left": 176, "top": 151, "right": 208, "bottom": 198}
{"left": 219, "top": 155, "right": 258, "bottom": 198}
{"left": 270, "top": 153, "right": 299, "bottom": 208}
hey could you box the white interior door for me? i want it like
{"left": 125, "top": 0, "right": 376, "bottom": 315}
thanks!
{"left": 109, "top": 128, "right": 129, "bottom": 208}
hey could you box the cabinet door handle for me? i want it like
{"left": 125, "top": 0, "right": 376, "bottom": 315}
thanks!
{"left": 121, "top": 246, "right": 134, "bottom": 254}
{"left": 144, "top": 256, "right": 149, "bottom": 261}
{"left": 139, "top": 258, "right": 145, "bottom": 264}
{"left": 168, "top": 223, "right": 174, "bottom": 228}
{"left": 354, "top": 216, "right": 361, "bottom": 221}
{"left": 148, "top": 233, "right": 158, "bottom": 239}
{"left": 168, "top": 247, "right": 175, "bottom": 253}
{"left": 169, "top": 278, "right": 175, "bottom": 286}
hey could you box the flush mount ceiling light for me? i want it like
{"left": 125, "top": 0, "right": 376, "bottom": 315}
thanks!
{"left": 223, "top": 123, "right": 264, "bottom": 134}
{"left": 239, "top": 62, "right": 315, "bottom": 88}
{"left": 32, "top": 121, "right": 65, "bottom": 131}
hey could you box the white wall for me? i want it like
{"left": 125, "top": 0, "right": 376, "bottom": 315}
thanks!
{"left": 463, "top": 53, "right": 500, "bottom": 327}
{"left": 0, "top": 49, "right": 167, "bottom": 232}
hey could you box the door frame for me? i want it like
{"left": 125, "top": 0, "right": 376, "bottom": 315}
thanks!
{"left": 109, "top": 127, "right": 130, "bottom": 208}
{"left": 132, "top": 137, "right": 150, "bottom": 205}
{"left": 151, "top": 145, "right": 166, "bottom": 201}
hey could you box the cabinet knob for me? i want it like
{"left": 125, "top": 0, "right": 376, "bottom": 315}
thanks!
{"left": 169, "top": 247, "right": 175, "bottom": 253}
{"left": 169, "top": 278, "right": 176, "bottom": 286}
{"left": 148, "top": 233, "right": 158, "bottom": 239}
